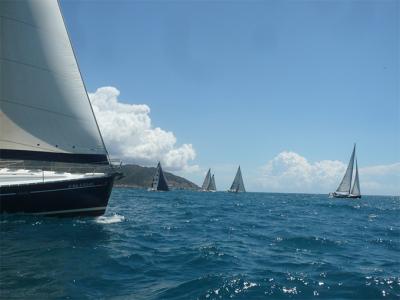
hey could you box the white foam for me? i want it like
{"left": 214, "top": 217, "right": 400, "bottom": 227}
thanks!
{"left": 95, "top": 214, "right": 125, "bottom": 224}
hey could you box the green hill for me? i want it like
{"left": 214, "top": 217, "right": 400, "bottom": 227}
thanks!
{"left": 115, "top": 164, "right": 200, "bottom": 190}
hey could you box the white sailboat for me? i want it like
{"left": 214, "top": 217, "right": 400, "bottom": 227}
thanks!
{"left": 201, "top": 169, "right": 212, "bottom": 191}
{"left": 330, "top": 144, "right": 361, "bottom": 199}
{"left": 0, "top": 0, "right": 118, "bottom": 216}
{"left": 200, "top": 169, "right": 216, "bottom": 192}
{"left": 228, "top": 166, "right": 246, "bottom": 193}
{"left": 148, "top": 162, "right": 169, "bottom": 191}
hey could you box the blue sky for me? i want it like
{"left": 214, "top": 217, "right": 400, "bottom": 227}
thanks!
{"left": 61, "top": 0, "right": 399, "bottom": 194}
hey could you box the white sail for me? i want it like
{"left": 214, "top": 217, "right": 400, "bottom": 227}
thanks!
{"left": 201, "top": 169, "right": 211, "bottom": 190}
{"left": 336, "top": 145, "right": 355, "bottom": 194}
{"left": 350, "top": 159, "right": 361, "bottom": 196}
{"left": 208, "top": 174, "right": 216, "bottom": 191}
{"left": 0, "top": 0, "right": 108, "bottom": 163}
{"left": 229, "top": 166, "right": 246, "bottom": 192}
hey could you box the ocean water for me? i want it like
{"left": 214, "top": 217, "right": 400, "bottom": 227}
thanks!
{"left": 1, "top": 190, "right": 399, "bottom": 299}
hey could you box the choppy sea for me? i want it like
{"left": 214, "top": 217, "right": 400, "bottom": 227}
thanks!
{"left": 1, "top": 190, "right": 399, "bottom": 299}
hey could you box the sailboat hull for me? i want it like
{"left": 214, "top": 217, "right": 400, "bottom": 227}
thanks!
{"left": 330, "top": 192, "right": 361, "bottom": 199}
{"left": 0, "top": 174, "right": 115, "bottom": 217}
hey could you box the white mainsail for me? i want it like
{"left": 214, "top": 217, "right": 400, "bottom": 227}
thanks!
{"left": 229, "top": 166, "right": 246, "bottom": 192}
{"left": 201, "top": 169, "right": 211, "bottom": 190}
{"left": 336, "top": 144, "right": 356, "bottom": 194}
{"left": 0, "top": 0, "right": 108, "bottom": 163}
{"left": 350, "top": 159, "right": 361, "bottom": 197}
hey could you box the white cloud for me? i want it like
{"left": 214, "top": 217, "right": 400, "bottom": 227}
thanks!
{"left": 360, "top": 163, "right": 400, "bottom": 176}
{"left": 259, "top": 151, "right": 346, "bottom": 192}
{"left": 89, "top": 86, "right": 198, "bottom": 171}
{"left": 359, "top": 163, "right": 400, "bottom": 195}
{"left": 259, "top": 151, "right": 399, "bottom": 195}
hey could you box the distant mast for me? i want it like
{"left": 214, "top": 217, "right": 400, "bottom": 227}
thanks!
{"left": 150, "top": 162, "right": 169, "bottom": 191}
{"left": 228, "top": 166, "right": 246, "bottom": 193}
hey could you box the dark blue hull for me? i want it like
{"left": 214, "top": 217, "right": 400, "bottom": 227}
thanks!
{"left": 0, "top": 174, "right": 115, "bottom": 217}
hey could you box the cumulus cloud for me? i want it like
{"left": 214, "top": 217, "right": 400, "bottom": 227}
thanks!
{"left": 359, "top": 163, "right": 400, "bottom": 195}
{"left": 360, "top": 163, "right": 400, "bottom": 176}
{"left": 260, "top": 151, "right": 346, "bottom": 192}
{"left": 259, "top": 151, "right": 399, "bottom": 195}
{"left": 89, "top": 86, "right": 198, "bottom": 171}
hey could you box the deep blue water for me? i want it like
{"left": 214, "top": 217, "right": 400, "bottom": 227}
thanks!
{"left": 1, "top": 190, "right": 399, "bottom": 299}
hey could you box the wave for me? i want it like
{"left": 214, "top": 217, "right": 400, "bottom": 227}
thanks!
{"left": 275, "top": 235, "right": 343, "bottom": 250}
{"left": 95, "top": 214, "right": 125, "bottom": 224}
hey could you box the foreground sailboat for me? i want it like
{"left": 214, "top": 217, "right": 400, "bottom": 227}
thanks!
{"left": 228, "top": 166, "right": 246, "bottom": 193}
{"left": 0, "top": 0, "right": 117, "bottom": 216}
{"left": 148, "top": 162, "right": 169, "bottom": 191}
{"left": 330, "top": 144, "right": 361, "bottom": 199}
{"left": 201, "top": 169, "right": 217, "bottom": 192}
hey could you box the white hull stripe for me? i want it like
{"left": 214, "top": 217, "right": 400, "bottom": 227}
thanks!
{"left": 0, "top": 184, "right": 106, "bottom": 196}
{"left": 33, "top": 206, "right": 107, "bottom": 215}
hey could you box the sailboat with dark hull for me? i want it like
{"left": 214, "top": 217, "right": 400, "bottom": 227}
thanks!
{"left": 228, "top": 166, "right": 246, "bottom": 193}
{"left": 149, "top": 162, "right": 169, "bottom": 191}
{"left": 0, "top": 0, "right": 117, "bottom": 216}
{"left": 330, "top": 145, "right": 361, "bottom": 199}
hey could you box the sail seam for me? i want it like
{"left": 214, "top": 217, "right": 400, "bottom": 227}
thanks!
{"left": 0, "top": 139, "right": 66, "bottom": 153}
{"left": 0, "top": 57, "right": 80, "bottom": 79}
{"left": 0, "top": 139, "right": 104, "bottom": 153}
{"left": 0, "top": 15, "right": 38, "bottom": 29}
{"left": 0, "top": 98, "right": 93, "bottom": 122}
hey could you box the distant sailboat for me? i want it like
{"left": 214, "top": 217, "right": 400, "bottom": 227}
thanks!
{"left": 208, "top": 174, "right": 217, "bottom": 192}
{"left": 149, "top": 162, "right": 169, "bottom": 191}
{"left": 201, "top": 169, "right": 216, "bottom": 192}
{"left": 228, "top": 166, "right": 246, "bottom": 193}
{"left": 330, "top": 144, "right": 361, "bottom": 199}
{"left": 201, "top": 169, "right": 212, "bottom": 191}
